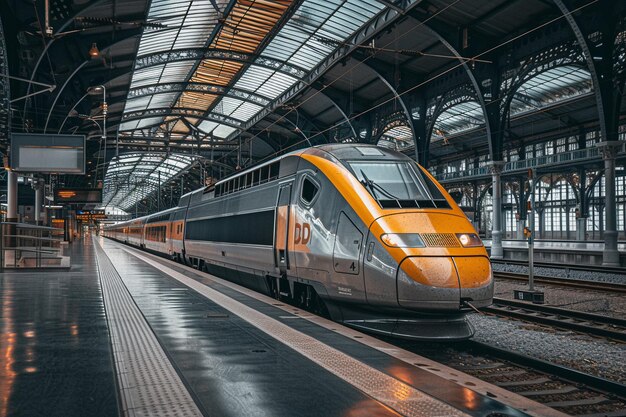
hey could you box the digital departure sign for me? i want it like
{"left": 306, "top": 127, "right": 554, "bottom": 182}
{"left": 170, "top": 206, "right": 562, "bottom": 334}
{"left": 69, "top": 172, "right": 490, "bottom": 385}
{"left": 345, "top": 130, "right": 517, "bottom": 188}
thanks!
{"left": 10, "top": 133, "right": 85, "bottom": 174}
{"left": 76, "top": 210, "right": 107, "bottom": 220}
{"left": 54, "top": 188, "right": 102, "bottom": 204}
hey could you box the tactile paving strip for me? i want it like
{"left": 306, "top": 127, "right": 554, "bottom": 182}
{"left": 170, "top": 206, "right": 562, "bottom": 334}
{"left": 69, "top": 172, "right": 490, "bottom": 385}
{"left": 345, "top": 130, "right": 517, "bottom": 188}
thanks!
{"left": 94, "top": 238, "right": 203, "bottom": 417}
{"left": 118, "top": 243, "right": 469, "bottom": 417}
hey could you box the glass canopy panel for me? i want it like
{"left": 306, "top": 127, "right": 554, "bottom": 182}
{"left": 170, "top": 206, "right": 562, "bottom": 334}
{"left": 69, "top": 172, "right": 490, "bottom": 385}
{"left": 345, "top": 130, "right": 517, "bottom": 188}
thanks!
{"left": 255, "top": 71, "right": 298, "bottom": 99}
{"left": 213, "top": 125, "right": 238, "bottom": 138}
{"left": 431, "top": 101, "right": 484, "bottom": 141}
{"left": 230, "top": 102, "right": 264, "bottom": 122}
{"left": 213, "top": 97, "right": 245, "bottom": 117}
{"left": 135, "top": 118, "right": 166, "bottom": 130}
{"left": 198, "top": 120, "right": 219, "bottom": 133}
{"left": 119, "top": 117, "right": 163, "bottom": 132}
{"left": 121, "top": 0, "right": 223, "bottom": 132}
{"left": 206, "top": 0, "right": 385, "bottom": 129}
{"left": 103, "top": 152, "right": 198, "bottom": 210}
{"left": 510, "top": 66, "right": 592, "bottom": 116}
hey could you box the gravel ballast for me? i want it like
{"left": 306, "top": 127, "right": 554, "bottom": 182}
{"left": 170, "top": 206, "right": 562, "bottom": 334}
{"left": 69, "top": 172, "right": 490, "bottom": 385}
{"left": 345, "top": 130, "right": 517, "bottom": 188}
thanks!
{"left": 492, "top": 262, "right": 626, "bottom": 285}
{"left": 469, "top": 313, "right": 626, "bottom": 384}
{"left": 466, "top": 276, "right": 626, "bottom": 384}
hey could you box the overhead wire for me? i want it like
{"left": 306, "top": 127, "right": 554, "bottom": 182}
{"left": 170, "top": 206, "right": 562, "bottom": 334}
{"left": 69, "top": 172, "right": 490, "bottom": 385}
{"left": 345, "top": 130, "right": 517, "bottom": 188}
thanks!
{"left": 209, "top": 0, "right": 600, "bottom": 169}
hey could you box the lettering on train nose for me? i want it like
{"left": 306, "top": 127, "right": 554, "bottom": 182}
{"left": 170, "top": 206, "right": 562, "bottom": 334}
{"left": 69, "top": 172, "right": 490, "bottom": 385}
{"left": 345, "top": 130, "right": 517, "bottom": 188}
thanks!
{"left": 294, "top": 222, "right": 311, "bottom": 245}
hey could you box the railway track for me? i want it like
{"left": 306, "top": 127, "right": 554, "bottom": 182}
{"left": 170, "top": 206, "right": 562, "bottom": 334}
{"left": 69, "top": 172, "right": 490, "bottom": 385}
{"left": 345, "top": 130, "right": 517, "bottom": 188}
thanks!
{"left": 483, "top": 298, "right": 626, "bottom": 342}
{"left": 394, "top": 339, "right": 626, "bottom": 417}
{"left": 494, "top": 271, "right": 626, "bottom": 293}
{"left": 491, "top": 259, "right": 626, "bottom": 275}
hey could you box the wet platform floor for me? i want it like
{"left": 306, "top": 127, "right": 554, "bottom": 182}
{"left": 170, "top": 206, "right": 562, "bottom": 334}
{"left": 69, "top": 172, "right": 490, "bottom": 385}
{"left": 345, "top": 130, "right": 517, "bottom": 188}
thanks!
{"left": 0, "top": 238, "right": 119, "bottom": 417}
{"left": 1, "top": 237, "right": 560, "bottom": 417}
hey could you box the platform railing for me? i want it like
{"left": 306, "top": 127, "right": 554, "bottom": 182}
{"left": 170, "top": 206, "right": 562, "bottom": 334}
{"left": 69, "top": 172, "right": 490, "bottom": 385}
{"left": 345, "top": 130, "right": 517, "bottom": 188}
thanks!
{"left": 0, "top": 222, "right": 69, "bottom": 270}
{"left": 434, "top": 147, "right": 605, "bottom": 183}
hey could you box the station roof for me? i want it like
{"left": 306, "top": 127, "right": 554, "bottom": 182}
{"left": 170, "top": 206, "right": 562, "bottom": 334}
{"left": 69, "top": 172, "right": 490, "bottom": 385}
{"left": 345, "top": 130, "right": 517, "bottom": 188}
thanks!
{"left": 2, "top": 0, "right": 622, "bottom": 212}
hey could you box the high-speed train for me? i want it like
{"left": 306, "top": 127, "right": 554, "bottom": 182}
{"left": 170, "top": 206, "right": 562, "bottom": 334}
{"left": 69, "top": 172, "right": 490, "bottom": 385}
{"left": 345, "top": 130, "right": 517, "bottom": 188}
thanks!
{"left": 104, "top": 144, "right": 493, "bottom": 340}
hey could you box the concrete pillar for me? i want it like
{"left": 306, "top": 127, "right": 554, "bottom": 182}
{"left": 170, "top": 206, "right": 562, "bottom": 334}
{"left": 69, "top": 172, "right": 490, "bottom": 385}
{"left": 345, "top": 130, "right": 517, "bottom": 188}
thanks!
{"left": 488, "top": 161, "right": 505, "bottom": 259}
{"left": 6, "top": 170, "right": 18, "bottom": 222}
{"left": 576, "top": 217, "right": 587, "bottom": 241}
{"left": 597, "top": 141, "right": 622, "bottom": 266}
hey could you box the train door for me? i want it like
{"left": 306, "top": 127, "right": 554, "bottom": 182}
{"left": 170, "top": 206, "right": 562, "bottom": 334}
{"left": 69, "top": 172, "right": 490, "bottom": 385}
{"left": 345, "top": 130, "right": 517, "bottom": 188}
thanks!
{"left": 333, "top": 212, "right": 363, "bottom": 275}
{"left": 275, "top": 183, "right": 293, "bottom": 273}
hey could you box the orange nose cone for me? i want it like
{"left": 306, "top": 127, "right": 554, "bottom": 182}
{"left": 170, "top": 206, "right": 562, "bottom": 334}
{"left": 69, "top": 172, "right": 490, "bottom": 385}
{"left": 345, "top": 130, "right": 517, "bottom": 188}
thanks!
{"left": 400, "top": 257, "right": 459, "bottom": 288}
{"left": 454, "top": 257, "right": 492, "bottom": 288}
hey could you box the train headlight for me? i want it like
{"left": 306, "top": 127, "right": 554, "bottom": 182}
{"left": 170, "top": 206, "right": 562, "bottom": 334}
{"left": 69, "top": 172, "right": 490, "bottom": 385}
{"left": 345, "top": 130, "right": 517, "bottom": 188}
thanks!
{"left": 380, "top": 233, "right": 425, "bottom": 248}
{"left": 456, "top": 233, "right": 482, "bottom": 247}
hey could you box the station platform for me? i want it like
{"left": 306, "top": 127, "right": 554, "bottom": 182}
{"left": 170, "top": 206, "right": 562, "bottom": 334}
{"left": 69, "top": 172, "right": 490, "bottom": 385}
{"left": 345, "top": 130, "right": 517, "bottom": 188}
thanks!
{"left": 483, "top": 239, "right": 626, "bottom": 266}
{"left": 1, "top": 237, "right": 567, "bottom": 417}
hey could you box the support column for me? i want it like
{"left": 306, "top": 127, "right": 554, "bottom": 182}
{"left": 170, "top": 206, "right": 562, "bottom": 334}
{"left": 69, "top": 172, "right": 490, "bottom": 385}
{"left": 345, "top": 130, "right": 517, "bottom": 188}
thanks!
{"left": 516, "top": 220, "right": 525, "bottom": 240}
{"left": 577, "top": 168, "right": 587, "bottom": 241}
{"left": 32, "top": 178, "right": 44, "bottom": 225}
{"left": 488, "top": 161, "right": 505, "bottom": 259}
{"left": 576, "top": 218, "right": 587, "bottom": 241}
{"left": 6, "top": 170, "right": 18, "bottom": 222}
{"left": 517, "top": 177, "right": 526, "bottom": 240}
{"left": 597, "top": 141, "right": 622, "bottom": 266}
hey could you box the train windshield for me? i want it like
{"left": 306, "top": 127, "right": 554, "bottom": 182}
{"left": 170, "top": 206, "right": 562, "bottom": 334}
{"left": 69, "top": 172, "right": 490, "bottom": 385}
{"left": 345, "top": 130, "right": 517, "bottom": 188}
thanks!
{"left": 349, "top": 161, "right": 450, "bottom": 209}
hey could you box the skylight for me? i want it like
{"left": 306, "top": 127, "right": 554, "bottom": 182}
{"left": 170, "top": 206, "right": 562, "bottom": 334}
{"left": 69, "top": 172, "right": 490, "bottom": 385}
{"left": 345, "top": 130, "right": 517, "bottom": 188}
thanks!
{"left": 102, "top": 153, "right": 199, "bottom": 210}
{"left": 510, "top": 65, "right": 592, "bottom": 115}
{"left": 119, "top": 0, "right": 225, "bottom": 133}
{"left": 204, "top": 0, "right": 385, "bottom": 139}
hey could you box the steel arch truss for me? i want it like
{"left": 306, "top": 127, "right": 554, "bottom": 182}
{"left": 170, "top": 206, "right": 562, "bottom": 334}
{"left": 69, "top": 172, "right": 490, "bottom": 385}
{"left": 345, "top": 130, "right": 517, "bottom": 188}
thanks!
{"left": 615, "top": 20, "right": 626, "bottom": 81}
{"left": 134, "top": 48, "right": 308, "bottom": 79}
{"left": 377, "top": 111, "right": 409, "bottom": 137}
{"left": 0, "top": 14, "right": 10, "bottom": 149}
{"left": 500, "top": 41, "right": 587, "bottom": 114}
{"left": 127, "top": 82, "right": 272, "bottom": 106}
{"left": 426, "top": 84, "right": 481, "bottom": 139}
{"left": 121, "top": 108, "right": 243, "bottom": 129}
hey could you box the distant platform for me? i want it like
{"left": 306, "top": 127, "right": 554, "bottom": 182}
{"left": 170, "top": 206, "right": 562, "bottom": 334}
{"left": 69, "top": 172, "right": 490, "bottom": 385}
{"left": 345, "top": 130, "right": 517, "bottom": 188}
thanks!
{"left": 483, "top": 239, "right": 626, "bottom": 266}
{"left": 0, "top": 237, "right": 566, "bottom": 417}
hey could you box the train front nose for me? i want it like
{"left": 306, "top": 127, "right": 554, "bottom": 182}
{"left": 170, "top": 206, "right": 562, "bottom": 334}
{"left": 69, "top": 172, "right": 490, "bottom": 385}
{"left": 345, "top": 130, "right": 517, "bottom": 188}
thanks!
{"left": 397, "top": 256, "right": 461, "bottom": 311}
{"left": 397, "top": 255, "right": 493, "bottom": 311}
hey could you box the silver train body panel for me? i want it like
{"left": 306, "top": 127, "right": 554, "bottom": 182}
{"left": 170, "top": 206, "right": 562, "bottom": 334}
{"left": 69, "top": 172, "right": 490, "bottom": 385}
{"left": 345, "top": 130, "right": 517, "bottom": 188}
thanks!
{"left": 104, "top": 145, "right": 493, "bottom": 340}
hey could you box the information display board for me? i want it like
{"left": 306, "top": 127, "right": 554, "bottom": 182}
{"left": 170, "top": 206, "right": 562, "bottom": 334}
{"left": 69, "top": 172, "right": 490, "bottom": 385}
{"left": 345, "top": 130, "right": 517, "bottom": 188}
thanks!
{"left": 54, "top": 188, "right": 102, "bottom": 204}
{"left": 76, "top": 209, "right": 107, "bottom": 220}
{"left": 10, "top": 133, "right": 85, "bottom": 174}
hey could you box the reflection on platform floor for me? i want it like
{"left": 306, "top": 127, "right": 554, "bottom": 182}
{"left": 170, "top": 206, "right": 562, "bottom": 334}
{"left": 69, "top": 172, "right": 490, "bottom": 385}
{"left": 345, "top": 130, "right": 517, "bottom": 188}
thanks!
{"left": 0, "top": 238, "right": 118, "bottom": 417}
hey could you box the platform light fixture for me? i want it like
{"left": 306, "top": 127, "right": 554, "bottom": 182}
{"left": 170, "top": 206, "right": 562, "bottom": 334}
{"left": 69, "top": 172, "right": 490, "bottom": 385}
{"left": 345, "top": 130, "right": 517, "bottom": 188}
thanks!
{"left": 88, "top": 43, "right": 100, "bottom": 58}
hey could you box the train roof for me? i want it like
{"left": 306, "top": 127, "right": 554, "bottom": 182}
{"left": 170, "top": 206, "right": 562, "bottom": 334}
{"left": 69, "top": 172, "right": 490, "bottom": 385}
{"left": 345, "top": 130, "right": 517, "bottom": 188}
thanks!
{"left": 119, "top": 145, "right": 410, "bottom": 223}
{"left": 205, "top": 144, "right": 407, "bottom": 190}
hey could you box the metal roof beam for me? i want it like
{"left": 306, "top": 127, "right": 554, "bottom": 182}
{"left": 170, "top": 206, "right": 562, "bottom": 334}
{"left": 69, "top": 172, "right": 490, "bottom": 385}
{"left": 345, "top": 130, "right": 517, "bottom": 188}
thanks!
{"left": 118, "top": 107, "right": 243, "bottom": 129}
{"left": 134, "top": 48, "right": 307, "bottom": 78}
{"left": 244, "top": 0, "right": 425, "bottom": 132}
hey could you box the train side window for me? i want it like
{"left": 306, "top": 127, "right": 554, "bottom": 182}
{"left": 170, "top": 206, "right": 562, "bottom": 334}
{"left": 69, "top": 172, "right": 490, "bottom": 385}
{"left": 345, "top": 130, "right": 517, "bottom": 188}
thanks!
{"left": 300, "top": 177, "right": 319, "bottom": 206}
{"left": 269, "top": 163, "right": 279, "bottom": 180}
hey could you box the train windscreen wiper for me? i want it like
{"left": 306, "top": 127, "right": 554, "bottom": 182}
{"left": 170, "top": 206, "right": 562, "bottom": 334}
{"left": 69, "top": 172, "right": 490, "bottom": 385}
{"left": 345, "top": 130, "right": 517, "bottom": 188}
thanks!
{"left": 360, "top": 170, "right": 401, "bottom": 203}
{"left": 360, "top": 169, "right": 379, "bottom": 200}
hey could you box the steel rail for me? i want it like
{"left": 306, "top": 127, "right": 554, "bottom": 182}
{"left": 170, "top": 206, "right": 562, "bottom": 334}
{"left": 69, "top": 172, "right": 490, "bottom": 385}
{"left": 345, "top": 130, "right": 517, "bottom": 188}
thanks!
{"left": 491, "top": 258, "right": 626, "bottom": 274}
{"left": 461, "top": 341, "right": 626, "bottom": 401}
{"left": 493, "top": 271, "right": 626, "bottom": 293}
{"left": 483, "top": 298, "right": 626, "bottom": 342}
